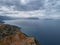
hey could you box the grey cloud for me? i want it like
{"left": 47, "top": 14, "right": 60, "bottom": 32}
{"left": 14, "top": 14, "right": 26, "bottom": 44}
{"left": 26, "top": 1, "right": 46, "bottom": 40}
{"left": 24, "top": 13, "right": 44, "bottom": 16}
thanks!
{"left": 45, "top": 0, "right": 60, "bottom": 14}
{"left": 0, "top": 0, "right": 60, "bottom": 11}
{"left": 0, "top": 0, "right": 45, "bottom": 11}
{"left": 0, "top": 0, "right": 60, "bottom": 18}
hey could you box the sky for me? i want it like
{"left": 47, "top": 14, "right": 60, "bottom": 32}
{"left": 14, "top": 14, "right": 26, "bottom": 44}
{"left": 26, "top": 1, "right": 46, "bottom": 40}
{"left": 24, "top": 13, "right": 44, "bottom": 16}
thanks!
{"left": 0, "top": 0, "right": 60, "bottom": 19}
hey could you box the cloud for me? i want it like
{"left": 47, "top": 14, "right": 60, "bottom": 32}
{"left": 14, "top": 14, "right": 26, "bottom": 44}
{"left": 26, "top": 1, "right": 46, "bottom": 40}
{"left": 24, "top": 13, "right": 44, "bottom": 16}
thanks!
{"left": 0, "top": 0, "right": 45, "bottom": 18}
{"left": 0, "top": 0, "right": 44, "bottom": 11}
{"left": 45, "top": 0, "right": 60, "bottom": 14}
{"left": 0, "top": 5, "right": 45, "bottom": 18}
{"left": 20, "top": 0, "right": 30, "bottom": 5}
{"left": 0, "top": 0, "right": 60, "bottom": 19}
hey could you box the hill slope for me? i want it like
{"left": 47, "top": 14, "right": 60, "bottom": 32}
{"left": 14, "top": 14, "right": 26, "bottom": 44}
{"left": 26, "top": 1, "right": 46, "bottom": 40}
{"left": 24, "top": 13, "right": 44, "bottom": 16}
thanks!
{"left": 0, "top": 24, "right": 40, "bottom": 45}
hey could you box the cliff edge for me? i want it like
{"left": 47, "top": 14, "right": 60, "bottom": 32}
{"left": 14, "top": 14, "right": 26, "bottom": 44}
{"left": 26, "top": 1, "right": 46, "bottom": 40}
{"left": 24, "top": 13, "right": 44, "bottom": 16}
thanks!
{"left": 0, "top": 24, "right": 40, "bottom": 45}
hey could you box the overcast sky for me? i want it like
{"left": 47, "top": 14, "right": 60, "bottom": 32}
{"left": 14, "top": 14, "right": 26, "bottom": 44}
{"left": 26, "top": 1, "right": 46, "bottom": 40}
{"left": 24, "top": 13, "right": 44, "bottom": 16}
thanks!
{"left": 0, "top": 0, "right": 60, "bottom": 18}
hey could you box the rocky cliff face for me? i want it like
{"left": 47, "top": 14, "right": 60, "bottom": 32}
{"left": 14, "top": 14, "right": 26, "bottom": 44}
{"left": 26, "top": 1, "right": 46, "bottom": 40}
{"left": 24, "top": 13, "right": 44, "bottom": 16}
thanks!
{"left": 0, "top": 24, "right": 40, "bottom": 45}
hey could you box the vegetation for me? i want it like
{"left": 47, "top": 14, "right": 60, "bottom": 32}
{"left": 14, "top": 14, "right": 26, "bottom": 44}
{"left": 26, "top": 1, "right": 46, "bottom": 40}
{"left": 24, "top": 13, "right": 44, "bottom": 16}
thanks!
{"left": 0, "top": 24, "right": 40, "bottom": 45}
{"left": 0, "top": 24, "right": 21, "bottom": 39}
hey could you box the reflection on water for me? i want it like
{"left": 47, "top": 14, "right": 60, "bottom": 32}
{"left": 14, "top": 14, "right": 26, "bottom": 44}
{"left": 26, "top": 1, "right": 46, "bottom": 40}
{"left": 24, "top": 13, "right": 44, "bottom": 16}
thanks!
{"left": 4, "top": 19, "right": 60, "bottom": 45}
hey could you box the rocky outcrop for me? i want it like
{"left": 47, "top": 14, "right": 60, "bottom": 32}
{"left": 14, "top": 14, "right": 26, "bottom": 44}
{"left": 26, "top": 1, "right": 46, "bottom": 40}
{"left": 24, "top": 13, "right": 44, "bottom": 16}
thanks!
{"left": 0, "top": 24, "right": 40, "bottom": 45}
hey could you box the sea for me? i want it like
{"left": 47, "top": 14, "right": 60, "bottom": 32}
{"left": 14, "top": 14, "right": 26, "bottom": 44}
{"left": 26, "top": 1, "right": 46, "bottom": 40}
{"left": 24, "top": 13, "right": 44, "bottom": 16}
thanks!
{"left": 4, "top": 19, "right": 60, "bottom": 45}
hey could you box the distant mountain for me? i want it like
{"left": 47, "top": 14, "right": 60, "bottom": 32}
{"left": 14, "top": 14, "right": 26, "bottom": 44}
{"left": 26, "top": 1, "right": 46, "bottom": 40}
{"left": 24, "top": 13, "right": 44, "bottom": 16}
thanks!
{"left": 27, "top": 17, "right": 39, "bottom": 20}
{"left": 44, "top": 18, "right": 53, "bottom": 20}
{"left": 14, "top": 17, "right": 39, "bottom": 20}
{"left": 18, "top": 17, "right": 39, "bottom": 20}
{"left": 0, "top": 16, "right": 14, "bottom": 20}
{"left": 0, "top": 19, "right": 4, "bottom": 23}
{"left": 0, "top": 16, "right": 17, "bottom": 24}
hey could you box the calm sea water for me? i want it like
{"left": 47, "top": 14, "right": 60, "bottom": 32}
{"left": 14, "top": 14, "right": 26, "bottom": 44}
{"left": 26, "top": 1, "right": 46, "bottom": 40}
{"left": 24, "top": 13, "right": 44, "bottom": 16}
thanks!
{"left": 4, "top": 19, "right": 60, "bottom": 45}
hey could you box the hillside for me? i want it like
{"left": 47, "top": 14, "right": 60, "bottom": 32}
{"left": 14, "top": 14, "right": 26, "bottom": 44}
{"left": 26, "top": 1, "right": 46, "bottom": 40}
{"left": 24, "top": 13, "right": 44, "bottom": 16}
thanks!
{"left": 0, "top": 24, "right": 40, "bottom": 45}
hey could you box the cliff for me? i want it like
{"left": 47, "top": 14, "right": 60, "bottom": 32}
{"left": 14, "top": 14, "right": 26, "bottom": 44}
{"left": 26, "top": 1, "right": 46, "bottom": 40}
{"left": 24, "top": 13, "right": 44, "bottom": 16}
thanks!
{"left": 0, "top": 24, "right": 40, "bottom": 45}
